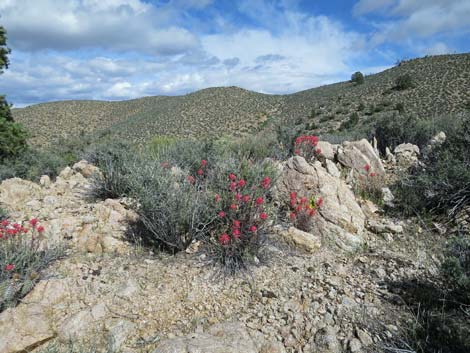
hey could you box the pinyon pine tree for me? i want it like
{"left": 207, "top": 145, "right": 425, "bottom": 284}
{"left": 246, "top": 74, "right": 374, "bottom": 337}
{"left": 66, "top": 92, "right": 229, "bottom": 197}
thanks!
{"left": 0, "top": 25, "right": 27, "bottom": 161}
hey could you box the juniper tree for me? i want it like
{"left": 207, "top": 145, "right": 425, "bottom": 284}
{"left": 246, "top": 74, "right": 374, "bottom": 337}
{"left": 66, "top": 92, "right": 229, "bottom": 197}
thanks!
{"left": 0, "top": 25, "right": 27, "bottom": 160}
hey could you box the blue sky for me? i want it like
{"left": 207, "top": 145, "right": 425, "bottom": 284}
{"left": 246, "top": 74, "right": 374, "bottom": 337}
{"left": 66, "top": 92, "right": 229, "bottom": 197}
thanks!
{"left": 0, "top": 0, "right": 469, "bottom": 106}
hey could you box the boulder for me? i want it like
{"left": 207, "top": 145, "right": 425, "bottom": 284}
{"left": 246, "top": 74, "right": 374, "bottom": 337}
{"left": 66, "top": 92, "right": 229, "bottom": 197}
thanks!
{"left": 0, "top": 279, "right": 70, "bottom": 353}
{"left": 337, "top": 139, "right": 385, "bottom": 176}
{"left": 72, "top": 160, "right": 101, "bottom": 178}
{"left": 325, "top": 159, "right": 341, "bottom": 178}
{"left": 0, "top": 178, "right": 43, "bottom": 211}
{"left": 275, "top": 226, "right": 322, "bottom": 253}
{"left": 316, "top": 141, "right": 338, "bottom": 161}
{"left": 394, "top": 143, "right": 420, "bottom": 166}
{"left": 276, "top": 157, "right": 365, "bottom": 251}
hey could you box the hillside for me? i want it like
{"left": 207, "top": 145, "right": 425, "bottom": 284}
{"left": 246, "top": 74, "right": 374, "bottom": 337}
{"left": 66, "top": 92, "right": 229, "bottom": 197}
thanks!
{"left": 12, "top": 53, "right": 470, "bottom": 146}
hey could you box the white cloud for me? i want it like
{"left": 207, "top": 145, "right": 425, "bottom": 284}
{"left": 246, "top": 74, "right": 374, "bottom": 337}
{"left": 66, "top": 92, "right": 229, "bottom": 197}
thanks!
{"left": 355, "top": 0, "right": 470, "bottom": 44}
{"left": 0, "top": 0, "right": 199, "bottom": 54}
{"left": 0, "top": 0, "right": 382, "bottom": 105}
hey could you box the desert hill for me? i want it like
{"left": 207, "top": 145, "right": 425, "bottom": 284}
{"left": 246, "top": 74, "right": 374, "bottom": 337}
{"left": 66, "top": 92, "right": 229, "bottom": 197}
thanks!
{"left": 12, "top": 53, "right": 470, "bottom": 146}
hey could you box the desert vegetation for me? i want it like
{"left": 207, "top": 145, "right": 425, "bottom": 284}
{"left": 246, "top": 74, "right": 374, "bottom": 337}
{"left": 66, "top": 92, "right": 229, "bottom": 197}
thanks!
{"left": 1, "top": 52, "right": 470, "bottom": 353}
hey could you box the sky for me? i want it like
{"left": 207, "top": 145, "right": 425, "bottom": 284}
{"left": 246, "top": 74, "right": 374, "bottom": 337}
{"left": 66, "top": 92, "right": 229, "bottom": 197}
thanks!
{"left": 0, "top": 0, "right": 469, "bottom": 107}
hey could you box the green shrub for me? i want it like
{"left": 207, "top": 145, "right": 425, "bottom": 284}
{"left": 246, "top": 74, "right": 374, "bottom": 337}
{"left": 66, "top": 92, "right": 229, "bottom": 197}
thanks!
{"left": 395, "top": 73, "right": 414, "bottom": 90}
{"left": 372, "top": 112, "right": 447, "bottom": 154}
{"left": 395, "top": 102, "right": 405, "bottom": 113}
{"left": 0, "top": 218, "right": 64, "bottom": 311}
{"left": 0, "top": 115, "right": 28, "bottom": 161}
{"left": 442, "top": 234, "right": 470, "bottom": 293}
{"left": 351, "top": 71, "right": 365, "bottom": 85}
{"left": 392, "top": 113, "right": 470, "bottom": 216}
{"left": 339, "top": 112, "right": 359, "bottom": 131}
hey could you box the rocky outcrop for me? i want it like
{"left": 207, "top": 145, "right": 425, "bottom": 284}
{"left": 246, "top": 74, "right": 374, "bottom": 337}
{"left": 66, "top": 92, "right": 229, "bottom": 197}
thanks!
{"left": 337, "top": 139, "right": 385, "bottom": 176}
{"left": 0, "top": 161, "right": 136, "bottom": 254}
{"left": 276, "top": 156, "right": 366, "bottom": 251}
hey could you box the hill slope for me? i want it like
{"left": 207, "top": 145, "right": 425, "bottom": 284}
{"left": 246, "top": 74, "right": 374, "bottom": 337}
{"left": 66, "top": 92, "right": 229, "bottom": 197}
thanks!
{"left": 12, "top": 53, "right": 470, "bottom": 146}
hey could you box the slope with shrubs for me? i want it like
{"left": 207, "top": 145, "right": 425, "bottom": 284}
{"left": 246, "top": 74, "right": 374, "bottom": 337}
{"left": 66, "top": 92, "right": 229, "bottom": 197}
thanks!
{"left": 12, "top": 53, "right": 470, "bottom": 147}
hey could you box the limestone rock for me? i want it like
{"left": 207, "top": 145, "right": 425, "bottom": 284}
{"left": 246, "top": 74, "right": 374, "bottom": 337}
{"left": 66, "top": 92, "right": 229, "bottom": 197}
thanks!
{"left": 72, "top": 160, "right": 101, "bottom": 178}
{"left": 367, "top": 219, "right": 404, "bottom": 234}
{"left": 337, "top": 139, "right": 385, "bottom": 176}
{"left": 0, "top": 178, "right": 43, "bottom": 211}
{"left": 276, "top": 156, "right": 365, "bottom": 251}
{"left": 40, "top": 175, "right": 52, "bottom": 188}
{"left": 317, "top": 141, "right": 338, "bottom": 161}
{"left": 275, "top": 226, "right": 321, "bottom": 253}
{"left": 0, "top": 304, "right": 54, "bottom": 353}
{"left": 394, "top": 143, "right": 420, "bottom": 166}
{"left": 325, "top": 159, "right": 341, "bottom": 178}
{"left": 153, "top": 322, "right": 259, "bottom": 353}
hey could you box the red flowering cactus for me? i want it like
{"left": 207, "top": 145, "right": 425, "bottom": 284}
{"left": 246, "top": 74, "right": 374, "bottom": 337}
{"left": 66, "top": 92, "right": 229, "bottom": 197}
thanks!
{"left": 294, "top": 135, "right": 322, "bottom": 161}
{"left": 288, "top": 192, "right": 323, "bottom": 232}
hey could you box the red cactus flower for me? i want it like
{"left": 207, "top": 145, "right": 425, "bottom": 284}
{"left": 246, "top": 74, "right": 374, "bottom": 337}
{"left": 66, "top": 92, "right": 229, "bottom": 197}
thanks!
{"left": 187, "top": 175, "right": 196, "bottom": 184}
{"left": 364, "top": 164, "right": 371, "bottom": 172}
{"left": 229, "top": 173, "right": 237, "bottom": 181}
{"left": 4, "top": 264, "right": 15, "bottom": 271}
{"left": 219, "top": 233, "right": 230, "bottom": 245}
{"left": 233, "top": 220, "right": 241, "bottom": 228}
{"left": 290, "top": 192, "right": 297, "bottom": 200}
{"left": 1, "top": 220, "right": 9, "bottom": 227}
{"left": 238, "top": 179, "right": 246, "bottom": 188}
{"left": 235, "top": 193, "right": 242, "bottom": 201}
{"left": 230, "top": 203, "right": 238, "bottom": 210}
{"left": 289, "top": 212, "right": 296, "bottom": 219}
{"left": 255, "top": 197, "right": 264, "bottom": 205}
{"left": 242, "top": 195, "right": 250, "bottom": 203}
{"left": 229, "top": 182, "right": 237, "bottom": 192}
{"left": 260, "top": 176, "right": 271, "bottom": 189}
{"left": 308, "top": 209, "right": 316, "bottom": 217}
{"left": 218, "top": 211, "right": 226, "bottom": 218}
{"left": 197, "top": 169, "right": 204, "bottom": 176}
{"left": 29, "top": 218, "right": 39, "bottom": 227}
{"left": 299, "top": 197, "right": 308, "bottom": 204}
{"left": 215, "top": 194, "right": 221, "bottom": 202}
{"left": 37, "top": 226, "right": 45, "bottom": 233}
{"left": 201, "top": 159, "right": 207, "bottom": 167}
{"left": 260, "top": 212, "right": 268, "bottom": 220}
{"left": 369, "top": 172, "right": 376, "bottom": 177}
{"left": 7, "top": 228, "right": 18, "bottom": 235}
{"left": 249, "top": 225, "right": 257, "bottom": 232}
{"left": 290, "top": 199, "right": 297, "bottom": 207}
{"left": 316, "top": 148, "right": 322, "bottom": 155}
{"left": 13, "top": 223, "right": 21, "bottom": 229}
{"left": 295, "top": 205, "right": 303, "bottom": 212}
{"left": 232, "top": 228, "right": 241, "bottom": 238}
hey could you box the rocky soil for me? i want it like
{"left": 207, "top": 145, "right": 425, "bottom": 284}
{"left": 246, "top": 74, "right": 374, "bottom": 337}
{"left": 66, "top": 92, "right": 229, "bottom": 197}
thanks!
{"left": 0, "top": 140, "right": 445, "bottom": 353}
